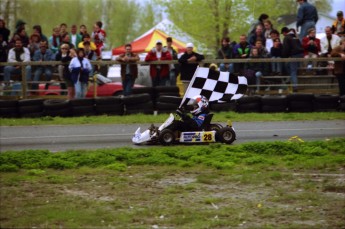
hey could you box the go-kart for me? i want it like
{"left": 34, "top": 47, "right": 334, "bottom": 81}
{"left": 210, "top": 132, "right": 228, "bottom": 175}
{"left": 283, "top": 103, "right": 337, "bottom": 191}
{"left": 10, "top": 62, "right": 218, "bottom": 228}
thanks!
{"left": 132, "top": 112, "right": 236, "bottom": 145}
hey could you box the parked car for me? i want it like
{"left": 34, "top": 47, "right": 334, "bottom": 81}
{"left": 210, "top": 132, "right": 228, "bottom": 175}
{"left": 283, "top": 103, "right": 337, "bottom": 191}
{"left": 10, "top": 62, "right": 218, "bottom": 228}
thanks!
{"left": 38, "top": 74, "right": 144, "bottom": 97}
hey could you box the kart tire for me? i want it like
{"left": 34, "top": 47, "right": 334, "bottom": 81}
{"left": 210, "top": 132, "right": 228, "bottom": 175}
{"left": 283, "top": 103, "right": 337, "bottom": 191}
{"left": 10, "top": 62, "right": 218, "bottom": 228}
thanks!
{"left": 69, "top": 98, "right": 95, "bottom": 106}
{"left": 236, "top": 103, "right": 261, "bottom": 113}
{"left": 44, "top": 108, "right": 71, "bottom": 117}
{"left": 154, "top": 86, "right": 179, "bottom": 94}
{"left": 287, "top": 93, "right": 314, "bottom": 101}
{"left": 340, "top": 103, "right": 345, "bottom": 111}
{"left": 210, "top": 102, "right": 236, "bottom": 112}
{"left": 95, "top": 104, "right": 124, "bottom": 115}
{"left": 131, "top": 87, "right": 154, "bottom": 95}
{"left": 159, "top": 129, "right": 176, "bottom": 146}
{"left": 313, "top": 95, "right": 339, "bottom": 111}
{"left": 43, "top": 99, "right": 70, "bottom": 110}
{"left": 0, "top": 100, "right": 18, "bottom": 108}
{"left": 237, "top": 96, "right": 261, "bottom": 104}
{"left": 18, "top": 98, "right": 45, "bottom": 107}
{"left": 288, "top": 101, "right": 313, "bottom": 112}
{"left": 21, "top": 112, "right": 44, "bottom": 118}
{"left": 218, "top": 127, "right": 236, "bottom": 144}
{"left": 261, "top": 105, "right": 287, "bottom": 113}
{"left": 261, "top": 95, "right": 288, "bottom": 106}
{"left": 340, "top": 95, "right": 345, "bottom": 103}
{"left": 209, "top": 124, "right": 223, "bottom": 140}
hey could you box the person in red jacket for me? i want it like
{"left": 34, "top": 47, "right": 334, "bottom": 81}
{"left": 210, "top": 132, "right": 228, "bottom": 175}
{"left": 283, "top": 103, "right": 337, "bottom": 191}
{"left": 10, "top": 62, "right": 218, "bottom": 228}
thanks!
{"left": 145, "top": 40, "right": 172, "bottom": 87}
{"left": 302, "top": 28, "right": 320, "bottom": 73}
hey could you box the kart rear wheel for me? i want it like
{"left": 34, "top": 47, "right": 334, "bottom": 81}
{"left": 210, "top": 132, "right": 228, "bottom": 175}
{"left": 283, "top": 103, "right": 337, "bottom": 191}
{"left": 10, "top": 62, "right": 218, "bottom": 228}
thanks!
{"left": 209, "top": 124, "right": 222, "bottom": 132}
{"left": 218, "top": 127, "right": 236, "bottom": 144}
{"left": 159, "top": 129, "right": 175, "bottom": 145}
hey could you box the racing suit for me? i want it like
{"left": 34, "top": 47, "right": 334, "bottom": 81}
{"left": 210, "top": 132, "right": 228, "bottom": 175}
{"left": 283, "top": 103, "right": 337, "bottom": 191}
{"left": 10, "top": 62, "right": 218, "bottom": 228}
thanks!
{"left": 169, "top": 109, "right": 207, "bottom": 131}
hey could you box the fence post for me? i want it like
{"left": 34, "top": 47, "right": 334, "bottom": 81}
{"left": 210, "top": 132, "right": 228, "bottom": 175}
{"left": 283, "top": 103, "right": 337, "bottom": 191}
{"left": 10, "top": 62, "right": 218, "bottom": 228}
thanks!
{"left": 21, "top": 64, "right": 27, "bottom": 99}
{"left": 93, "top": 74, "right": 97, "bottom": 98}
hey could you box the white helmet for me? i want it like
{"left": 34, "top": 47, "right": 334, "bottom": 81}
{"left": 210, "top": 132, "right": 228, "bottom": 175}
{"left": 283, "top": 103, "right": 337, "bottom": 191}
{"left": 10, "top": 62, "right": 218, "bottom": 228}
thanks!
{"left": 187, "top": 95, "right": 209, "bottom": 115}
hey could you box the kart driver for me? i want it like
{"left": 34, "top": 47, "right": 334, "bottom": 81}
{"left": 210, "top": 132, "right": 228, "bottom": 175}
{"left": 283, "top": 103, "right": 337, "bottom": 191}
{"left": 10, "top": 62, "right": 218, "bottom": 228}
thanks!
{"left": 174, "top": 95, "right": 209, "bottom": 131}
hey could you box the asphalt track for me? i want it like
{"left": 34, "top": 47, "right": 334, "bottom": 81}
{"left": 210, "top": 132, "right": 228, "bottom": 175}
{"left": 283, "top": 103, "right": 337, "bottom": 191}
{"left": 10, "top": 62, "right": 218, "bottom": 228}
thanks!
{"left": 1, "top": 120, "right": 344, "bottom": 152}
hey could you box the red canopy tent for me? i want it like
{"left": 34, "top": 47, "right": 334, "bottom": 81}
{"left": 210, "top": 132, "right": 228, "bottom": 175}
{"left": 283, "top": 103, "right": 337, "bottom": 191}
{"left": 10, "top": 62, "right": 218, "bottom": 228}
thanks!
{"left": 112, "top": 29, "right": 187, "bottom": 55}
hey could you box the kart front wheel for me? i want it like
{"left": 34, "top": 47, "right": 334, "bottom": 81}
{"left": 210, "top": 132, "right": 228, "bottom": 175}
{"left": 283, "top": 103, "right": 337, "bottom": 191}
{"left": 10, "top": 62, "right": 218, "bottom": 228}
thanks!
{"left": 218, "top": 127, "right": 236, "bottom": 144}
{"left": 159, "top": 129, "right": 176, "bottom": 145}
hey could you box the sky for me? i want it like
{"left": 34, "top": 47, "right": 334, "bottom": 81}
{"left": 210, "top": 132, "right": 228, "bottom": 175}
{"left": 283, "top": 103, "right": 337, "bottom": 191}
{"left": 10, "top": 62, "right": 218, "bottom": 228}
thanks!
{"left": 330, "top": 0, "right": 345, "bottom": 17}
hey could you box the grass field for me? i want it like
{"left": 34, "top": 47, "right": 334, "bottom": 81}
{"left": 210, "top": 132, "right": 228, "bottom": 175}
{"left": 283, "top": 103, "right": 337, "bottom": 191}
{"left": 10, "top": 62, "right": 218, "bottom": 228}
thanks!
{"left": 1, "top": 111, "right": 345, "bottom": 126}
{"left": 1, "top": 139, "right": 345, "bottom": 228}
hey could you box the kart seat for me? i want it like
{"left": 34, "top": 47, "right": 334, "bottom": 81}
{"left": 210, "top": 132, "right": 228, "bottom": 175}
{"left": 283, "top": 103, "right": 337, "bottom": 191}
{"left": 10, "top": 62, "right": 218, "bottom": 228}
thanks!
{"left": 200, "top": 113, "right": 213, "bottom": 130}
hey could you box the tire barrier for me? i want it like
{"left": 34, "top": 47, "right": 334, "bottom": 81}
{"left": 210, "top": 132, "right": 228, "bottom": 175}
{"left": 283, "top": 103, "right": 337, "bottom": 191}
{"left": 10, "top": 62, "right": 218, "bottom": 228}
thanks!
{"left": 43, "top": 99, "right": 71, "bottom": 117}
{"left": 287, "top": 94, "right": 315, "bottom": 112}
{"left": 94, "top": 96, "right": 123, "bottom": 116}
{"left": 261, "top": 95, "right": 288, "bottom": 113}
{"left": 236, "top": 96, "right": 262, "bottom": 113}
{"left": 1, "top": 93, "right": 344, "bottom": 118}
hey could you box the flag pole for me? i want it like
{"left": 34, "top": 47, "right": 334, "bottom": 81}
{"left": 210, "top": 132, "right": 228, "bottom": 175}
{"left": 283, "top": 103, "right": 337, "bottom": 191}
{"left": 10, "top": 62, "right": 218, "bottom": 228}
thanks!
{"left": 178, "top": 66, "right": 200, "bottom": 109}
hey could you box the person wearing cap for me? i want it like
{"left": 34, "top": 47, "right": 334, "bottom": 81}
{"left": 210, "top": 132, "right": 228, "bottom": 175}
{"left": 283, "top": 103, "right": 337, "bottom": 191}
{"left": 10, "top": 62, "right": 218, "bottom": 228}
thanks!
{"left": 331, "top": 11, "right": 345, "bottom": 37}
{"left": 296, "top": 0, "right": 318, "bottom": 42}
{"left": 330, "top": 37, "right": 345, "bottom": 96}
{"left": 165, "top": 37, "right": 179, "bottom": 86}
{"left": 145, "top": 40, "right": 172, "bottom": 87}
{"left": 282, "top": 28, "right": 304, "bottom": 92}
{"left": 302, "top": 28, "right": 320, "bottom": 73}
{"left": 178, "top": 42, "right": 204, "bottom": 92}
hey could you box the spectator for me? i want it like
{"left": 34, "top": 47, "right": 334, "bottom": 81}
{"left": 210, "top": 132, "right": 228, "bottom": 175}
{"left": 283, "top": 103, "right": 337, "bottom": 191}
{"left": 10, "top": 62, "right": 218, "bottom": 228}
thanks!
{"left": 32, "top": 41, "right": 54, "bottom": 91}
{"left": 60, "top": 23, "right": 67, "bottom": 36}
{"left": 48, "top": 26, "right": 61, "bottom": 54}
{"left": 248, "top": 13, "right": 269, "bottom": 36}
{"left": 28, "top": 33, "right": 42, "bottom": 59}
{"left": 69, "top": 24, "right": 82, "bottom": 48}
{"left": 116, "top": 44, "right": 140, "bottom": 96}
{"left": 145, "top": 40, "right": 172, "bottom": 87}
{"left": 247, "top": 47, "right": 265, "bottom": 92}
{"left": 178, "top": 42, "right": 204, "bottom": 92}
{"left": 263, "top": 20, "right": 274, "bottom": 39}
{"left": 33, "top": 25, "right": 48, "bottom": 42}
{"left": 248, "top": 24, "right": 266, "bottom": 46}
{"left": 254, "top": 39, "right": 269, "bottom": 57}
{"left": 83, "top": 41, "right": 97, "bottom": 76}
{"left": 331, "top": 11, "right": 345, "bottom": 37}
{"left": 266, "top": 29, "right": 280, "bottom": 51}
{"left": 270, "top": 38, "right": 283, "bottom": 75}
{"left": 3, "top": 39, "right": 31, "bottom": 88}
{"left": 9, "top": 28, "right": 29, "bottom": 48}
{"left": 281, "top": 27, "right": 290, "bottom": 38}
{"left": 282, "top": 28, "right": 304, "bottom": 92}
{"left": 296, "top": 0, "right": 318, "bottom": 42}
{"left": 15, "top": 19, "right": 26, "bottom": 34}
{"left": 78, "top": 33, "right": 97, "bottom": 52}
{"left": 302, "top": 28, "right": 320, "bottom": 72}
{"left": 330, "top": 37, "right": 345, "bottom": 95}
{"left": 69, "top": 48, "right": 92, "bottom": 98}
{"left": 0, "top": 34, "right": 8, "bottom": 76}
{"left": 91, "top": 21, "right": 106, "bottom": 57}
{"left": 165, "top": 37, "right": 179, "bottom": 86}
{"left": 216, "top": 37, "right": 234, "bottom": 73}
{"left": 234, "top": 34, "right": 251, "bottom": 73}
{"left": 56, "top": 44, "right": 74, "bottom": 98}
{"left": 0, "top": 19, "right": 10, "bottom": 44}
{"left": 79, "top": 24, "right": 87, "bottom": 36}
{"left": 60, "top": 32, "right": 74, "bottom": 49}
{"left": 320, "top": 26, "right": 341, "bottom": 72}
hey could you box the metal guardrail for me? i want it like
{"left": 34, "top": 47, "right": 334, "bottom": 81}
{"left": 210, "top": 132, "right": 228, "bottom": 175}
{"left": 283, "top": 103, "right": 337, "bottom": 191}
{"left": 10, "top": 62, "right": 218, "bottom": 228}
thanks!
{"left": 0, "top": 57, "right": 342, "bottom": 99}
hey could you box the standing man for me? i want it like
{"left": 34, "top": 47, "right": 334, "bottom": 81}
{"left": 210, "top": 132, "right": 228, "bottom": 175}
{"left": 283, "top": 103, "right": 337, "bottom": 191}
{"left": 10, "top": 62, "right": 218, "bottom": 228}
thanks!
{"left": 91, "top": 21, "right": 106, "bottom": 57}
{"left": 330, "top": 37, "right": 345, "bottom": 96}
{"left": 116, "top": 44, "right": 140, "bottom": 96}
{"left": 145, "top": 40, "right": 172, "bottom": 87}
{"left": 282, "top": 29, "right": 304, "bottom": 92}
{"left": 165, "top": 37, "right": 179, "bottom": 86}
{"left": 296, "top": 0, "right": 318, "bottom": 42}
{"left": 217, "top": 37, "right": 234, "bottom": 73}
{"left": 178, "top": 43, "right": 204, "bottom": 93}
{"left": 234, "top": 34, "right": 251, "bottom": 74}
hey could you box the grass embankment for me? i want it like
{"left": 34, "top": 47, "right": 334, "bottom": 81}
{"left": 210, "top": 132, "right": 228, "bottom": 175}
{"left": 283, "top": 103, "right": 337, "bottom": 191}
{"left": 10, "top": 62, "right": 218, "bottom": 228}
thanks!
{"left": 1, "top": 139, "right": 345, "bottom": 228}
{"left": 1, "top": 111, "right": 345, "bottom": 126}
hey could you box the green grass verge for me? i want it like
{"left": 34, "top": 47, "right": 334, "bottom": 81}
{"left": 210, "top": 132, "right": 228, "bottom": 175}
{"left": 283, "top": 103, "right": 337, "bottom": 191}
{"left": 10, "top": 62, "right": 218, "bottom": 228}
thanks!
{"left": 1, "top": 111, "right": 345, "bottom": 126}
{"left": 1, "top": 139, "right": 345, "bottom": 228}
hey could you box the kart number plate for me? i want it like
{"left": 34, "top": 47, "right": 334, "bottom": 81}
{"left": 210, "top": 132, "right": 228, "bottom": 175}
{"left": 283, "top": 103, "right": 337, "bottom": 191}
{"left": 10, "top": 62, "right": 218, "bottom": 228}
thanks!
{"left": 180, "top": 131, "right": 216, "bottom": 143}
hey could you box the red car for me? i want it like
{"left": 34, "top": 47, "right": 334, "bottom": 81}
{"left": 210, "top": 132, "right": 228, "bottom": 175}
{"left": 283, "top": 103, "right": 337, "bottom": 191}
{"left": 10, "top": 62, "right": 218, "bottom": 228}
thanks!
{"left": 38, "top": 75, "right": 144, "bottom": 97}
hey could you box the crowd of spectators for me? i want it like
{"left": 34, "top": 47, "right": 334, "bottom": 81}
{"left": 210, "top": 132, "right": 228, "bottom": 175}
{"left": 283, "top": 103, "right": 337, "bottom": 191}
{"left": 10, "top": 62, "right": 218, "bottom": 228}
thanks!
{"left": 0, "top": 0, "right": 345, "bottom": 98}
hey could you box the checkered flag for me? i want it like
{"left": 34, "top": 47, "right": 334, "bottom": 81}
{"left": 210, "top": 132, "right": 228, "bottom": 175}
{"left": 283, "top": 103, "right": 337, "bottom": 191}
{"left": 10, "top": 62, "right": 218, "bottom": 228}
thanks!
{"left": 180, "top": 67, "right": 247, "bottom": 107}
